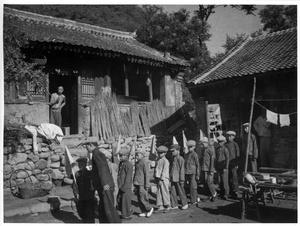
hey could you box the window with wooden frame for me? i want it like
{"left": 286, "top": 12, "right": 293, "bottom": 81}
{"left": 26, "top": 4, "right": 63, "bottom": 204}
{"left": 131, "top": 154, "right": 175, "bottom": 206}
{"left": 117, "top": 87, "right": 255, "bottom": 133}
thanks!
{"left": 4, "top": 80, "right": 46, "bottom": 103}
{"left": 81, "top": 77, "right": 95, "bottom": 100}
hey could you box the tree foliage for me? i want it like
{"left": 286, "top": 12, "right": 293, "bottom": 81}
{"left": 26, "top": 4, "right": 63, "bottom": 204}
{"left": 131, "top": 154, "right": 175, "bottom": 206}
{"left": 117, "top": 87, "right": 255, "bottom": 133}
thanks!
{"left": 259, "top": 5, "right": 297, "bottom": 32}
{"left": 9, "top": 5, "right": 144, "bottom": 32}
{"left": 4, "top": 17, "right": 47, "bottom": 99}
{"left": 137, "top": 6, "right": 211, "bottom": 61}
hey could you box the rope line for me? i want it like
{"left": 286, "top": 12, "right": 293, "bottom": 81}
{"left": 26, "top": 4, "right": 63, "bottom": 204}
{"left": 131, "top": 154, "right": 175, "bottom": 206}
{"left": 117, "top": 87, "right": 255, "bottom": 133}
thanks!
{"left": 254, "top": 101, "right": 297, "bottom": 115}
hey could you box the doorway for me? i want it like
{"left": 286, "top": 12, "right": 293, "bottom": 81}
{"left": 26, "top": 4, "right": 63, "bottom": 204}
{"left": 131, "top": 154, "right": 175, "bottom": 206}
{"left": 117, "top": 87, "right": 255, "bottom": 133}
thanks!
{"left": 49, "top": 74, "right": 78, "bottom": 134}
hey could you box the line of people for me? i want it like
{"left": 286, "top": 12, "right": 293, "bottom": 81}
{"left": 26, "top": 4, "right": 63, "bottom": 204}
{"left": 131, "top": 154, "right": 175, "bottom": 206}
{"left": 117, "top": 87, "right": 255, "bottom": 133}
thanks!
{"left": 72, "top": 122, "right": 257, "bottom": 223}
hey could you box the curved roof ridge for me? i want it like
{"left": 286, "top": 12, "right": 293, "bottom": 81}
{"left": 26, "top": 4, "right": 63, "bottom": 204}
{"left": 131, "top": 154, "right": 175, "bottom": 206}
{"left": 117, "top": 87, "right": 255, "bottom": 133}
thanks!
{"left": 188, "top": 27, "right": 296, "bottom": 85}
{"left": 4, "top": 6, "right": 135, "bottom": 40}
{"left": 252, "top": 27, "right": 297, "bottom": 41}
{"left": 189, "top": 36, "right": 251, "bottom": 84}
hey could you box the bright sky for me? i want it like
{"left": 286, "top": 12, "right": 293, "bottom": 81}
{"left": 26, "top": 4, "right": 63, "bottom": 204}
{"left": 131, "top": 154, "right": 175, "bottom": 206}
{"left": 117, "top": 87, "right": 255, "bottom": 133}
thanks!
{"left": 162, "top": 5, "right": 265, "bottom": 56}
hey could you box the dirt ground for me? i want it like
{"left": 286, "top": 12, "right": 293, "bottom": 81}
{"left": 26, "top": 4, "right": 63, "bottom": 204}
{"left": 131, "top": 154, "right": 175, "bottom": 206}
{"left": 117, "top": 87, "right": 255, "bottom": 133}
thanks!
{"left": 4, "top": 191, "right": 297, "bottom": 223}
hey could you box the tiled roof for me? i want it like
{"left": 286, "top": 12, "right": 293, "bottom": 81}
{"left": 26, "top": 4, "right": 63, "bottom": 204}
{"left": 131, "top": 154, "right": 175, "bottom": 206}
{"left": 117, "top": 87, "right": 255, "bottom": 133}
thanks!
{"left": 4, "top": 7, "right": 188, "bottom": 66}
{"left": 189, "top": 27, "right": 297, "bottom": 85}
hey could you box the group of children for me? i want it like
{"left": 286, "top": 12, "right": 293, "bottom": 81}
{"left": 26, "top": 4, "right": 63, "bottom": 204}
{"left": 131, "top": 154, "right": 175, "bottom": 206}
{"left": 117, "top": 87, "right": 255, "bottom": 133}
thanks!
{"left": 73, "top": 123, "right": 256, "bottom": 222}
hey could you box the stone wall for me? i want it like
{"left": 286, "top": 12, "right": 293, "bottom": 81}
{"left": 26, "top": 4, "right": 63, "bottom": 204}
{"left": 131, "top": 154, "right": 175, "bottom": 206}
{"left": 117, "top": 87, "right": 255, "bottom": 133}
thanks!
{"left": 271, "top": 126, "right": 297, "bottom": 169}
{"left": 3, "top": 134, "right": 172, "bottom": 193}
{"left": 5, "top": 102, "right": 49, "bottom": 125}
{"left": 3, "top": 138, "right": 69, "bottom": 191}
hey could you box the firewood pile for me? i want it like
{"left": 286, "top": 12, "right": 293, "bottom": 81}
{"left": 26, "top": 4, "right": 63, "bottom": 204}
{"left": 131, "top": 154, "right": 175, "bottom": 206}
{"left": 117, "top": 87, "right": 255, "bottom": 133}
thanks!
{"left": 90, "top": 91, "right": 167, "bottom": 140}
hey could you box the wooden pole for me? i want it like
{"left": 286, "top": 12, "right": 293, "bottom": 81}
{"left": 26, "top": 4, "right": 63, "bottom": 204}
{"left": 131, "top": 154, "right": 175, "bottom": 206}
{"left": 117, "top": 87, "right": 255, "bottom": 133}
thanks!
{"left": 148, "top": 73, "right": 153, "bottom": 102}
{"left": 244, "top": 77, "right": 256, "bottom": 174}
{"left": 77, "top": 76, "right": 82, "bottom": 135}
{"left": 205, "top": 101, "right": 211, "bottom": 147}
{"left": 124, "top": 64, "right": 129, "bottom": 96}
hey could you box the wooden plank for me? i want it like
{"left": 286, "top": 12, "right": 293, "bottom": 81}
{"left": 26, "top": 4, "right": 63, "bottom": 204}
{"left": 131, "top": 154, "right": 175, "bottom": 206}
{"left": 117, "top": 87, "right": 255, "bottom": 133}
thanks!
{"left": 259, "top": 167, "right": 296, "bottom": 173}
{"left": 167, "top": 120, "right": 185, "bottom": 134}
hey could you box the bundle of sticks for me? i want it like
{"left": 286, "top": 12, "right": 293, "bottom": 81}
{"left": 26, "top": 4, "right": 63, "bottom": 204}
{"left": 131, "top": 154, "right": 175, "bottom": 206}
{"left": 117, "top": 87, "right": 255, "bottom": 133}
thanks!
{"left": 90, "top": 91, "right": 167, "bottom": 140}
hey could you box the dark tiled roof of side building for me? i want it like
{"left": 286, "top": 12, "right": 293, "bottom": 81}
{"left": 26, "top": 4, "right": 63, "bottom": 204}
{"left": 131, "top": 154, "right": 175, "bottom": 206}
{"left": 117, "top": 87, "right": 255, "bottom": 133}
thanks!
{"left": 189, "top": 27, "right": 297, "bottom": 85}
{"left": 4, "top": 7, "right": 188, "bottom": 67}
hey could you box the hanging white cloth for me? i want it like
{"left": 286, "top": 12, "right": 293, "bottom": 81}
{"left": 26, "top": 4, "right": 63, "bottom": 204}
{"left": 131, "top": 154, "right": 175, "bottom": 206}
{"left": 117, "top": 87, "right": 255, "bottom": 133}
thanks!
{"left": 279, "top": 114, "right": 290, "bottom": 127}
{"left": 266, "top": 110, "right": 278, "bottom": 125}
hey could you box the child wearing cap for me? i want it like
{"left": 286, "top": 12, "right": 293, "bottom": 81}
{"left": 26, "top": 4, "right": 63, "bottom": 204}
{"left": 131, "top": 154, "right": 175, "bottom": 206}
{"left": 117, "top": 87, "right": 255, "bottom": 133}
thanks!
{"left": 184, "top": 140, "right": 200, "bottom": 205}
{"left": 215, "top": 135, "right": 230, "bottom": 200}
{"left": 199, "top": 137, "right": 217, "bottom": 202}
{"left": 72, "top": 157, "right": 95, "bottom": 223}
{"left": 225, "top": 131, "right": 240, "bottom": 198}
{"left": 169, "top": 144, "right": 188, "bottom": 210}
{"left": 155, "top": 145, "right": 171, "bottom": 212}
{"left": 117, "top": 147, "right": 133, "bottom": 220}
{"left": 242, "top": 123, "right": 258, "bottom": 173}
{"left": 133, "top": 148, "right": 154, "bottom": 217}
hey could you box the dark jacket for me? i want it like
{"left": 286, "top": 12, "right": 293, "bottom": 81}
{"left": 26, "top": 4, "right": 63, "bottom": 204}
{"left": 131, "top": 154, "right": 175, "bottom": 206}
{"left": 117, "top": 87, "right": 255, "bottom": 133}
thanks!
{"left": 201, "top": 146, "right": 215, "bottom": 172}
{"left": 184, "top": 150, "right": 200, "bottom": 177}
{"left": 215, "top": 144, "right": 230, "bottom": 170}
{"left": 117, "top": 160, "right": 133, "bottom": 192}
{"left": 243, "top": 133, "right": 258, "bottom": 158}
{"left": 224, "top": 141, "right": 240, "bottom": 167}
{"left": 92, "top": 147, "right": 115, "bottom": 191}
{"left": 134, "top": 157, "right": 150, "bottom": 188}
{"left": 73, "top": 168, "right": 95, "bottom": 200}
{"left": 170, "top": 155, "right": 185, "bottom": 182}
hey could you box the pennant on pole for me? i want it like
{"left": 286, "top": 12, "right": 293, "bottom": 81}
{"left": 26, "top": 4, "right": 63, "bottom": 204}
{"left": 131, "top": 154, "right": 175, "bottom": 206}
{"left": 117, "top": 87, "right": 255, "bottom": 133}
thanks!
{"left": 150, "top": 135, "right": 156, "bottom": 154}
{"left": 65, "top": 146, "right": 77, "bottom": 185}
{"left": 149, "top": 135, "right": 157, "bottom": 161}
{"left": 213, "top": 133, "right": 218, "bottom": 143}
{"left": 116, "top": 134, "right": 122, "bottom": 155}
{"left": 199, "top": 129, "right": 205, "bottom": 141}
{"left": 130, "top": 137, "right": 137, "bottom": 155}
{"left": 173, "top": 136, "right": 178, "bottom": 145}
{"left": 182, "top": 131, "right": 188, "bottom": 154}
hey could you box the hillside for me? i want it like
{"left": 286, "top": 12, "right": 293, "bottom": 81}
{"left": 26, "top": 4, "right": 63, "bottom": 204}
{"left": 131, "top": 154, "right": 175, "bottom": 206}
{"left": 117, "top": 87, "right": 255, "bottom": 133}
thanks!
{"left": 7, "top": 5, "right": 145, "bottom": 32}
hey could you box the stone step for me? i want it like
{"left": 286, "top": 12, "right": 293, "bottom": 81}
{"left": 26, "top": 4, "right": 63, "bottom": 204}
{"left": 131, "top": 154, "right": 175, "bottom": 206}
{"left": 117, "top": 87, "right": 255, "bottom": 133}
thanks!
{"left": 60, "top": 139, "right": 84, "bottom": 149}
{"left": 68, "top": 147, "right": 87, "bottom": 158}
{"left": 62, "top": 134, "right": 84, "bottom": 139}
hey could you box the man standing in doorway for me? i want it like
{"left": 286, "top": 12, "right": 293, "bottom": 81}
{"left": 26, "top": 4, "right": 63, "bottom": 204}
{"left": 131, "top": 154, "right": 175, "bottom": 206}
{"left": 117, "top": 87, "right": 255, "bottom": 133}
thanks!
{"left": 49, "top": 86, "right": 66, "bottom": 127}
{"left": 242, "top": 123, "right": 258, "bottom": 173}
{"left": 253, "top": 113, "right": 272, "bottom": 167}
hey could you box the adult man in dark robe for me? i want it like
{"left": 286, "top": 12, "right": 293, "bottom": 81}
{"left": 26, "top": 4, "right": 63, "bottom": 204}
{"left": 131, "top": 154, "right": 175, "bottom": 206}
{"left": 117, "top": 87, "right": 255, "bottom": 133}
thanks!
{"left": 84, "top": 141, "right": 121, "bottom": 223}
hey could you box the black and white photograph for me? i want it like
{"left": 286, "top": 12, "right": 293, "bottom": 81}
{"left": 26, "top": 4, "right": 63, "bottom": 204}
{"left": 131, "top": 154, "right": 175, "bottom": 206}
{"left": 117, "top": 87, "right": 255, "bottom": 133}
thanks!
{"left": 1, "top": 2, "right": 297, "bottom": 224}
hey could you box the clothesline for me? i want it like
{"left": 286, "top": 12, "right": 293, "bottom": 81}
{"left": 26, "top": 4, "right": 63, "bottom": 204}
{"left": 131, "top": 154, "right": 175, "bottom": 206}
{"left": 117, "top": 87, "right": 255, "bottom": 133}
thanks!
{"left": 255, "top": 98, "right": 297, "bottom": 102}
{"left": 254, "top": 101, "right": 297, "bottom": 115}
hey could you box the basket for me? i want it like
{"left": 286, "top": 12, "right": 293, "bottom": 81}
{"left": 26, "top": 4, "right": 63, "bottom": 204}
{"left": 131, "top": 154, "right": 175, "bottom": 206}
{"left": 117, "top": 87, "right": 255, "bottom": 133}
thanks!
{"left": 19, "top": 182, "right": 51, "bottom": 199}
{"left": 10, "top": 168, "right": 52, "bottom": 199}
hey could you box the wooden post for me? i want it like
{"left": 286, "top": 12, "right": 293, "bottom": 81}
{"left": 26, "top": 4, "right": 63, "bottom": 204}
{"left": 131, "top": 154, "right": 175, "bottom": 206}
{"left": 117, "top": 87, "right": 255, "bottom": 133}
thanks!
{"left": 105, "top": 66, "right": 111, "bottom": 88}
{"left": 244, "top": 77, "right": 256, "bottom": 174}
{"left": 77, "top": 75, "right": 82, "bottom": 134}
{"left": 148, "top": 72, "right": 153, "bottom": 102}
{"left": 205, "top": 101, "right": 211, "bottom": 147}
{"left": 124, "top": 64, "right": 129, "bottom": 96}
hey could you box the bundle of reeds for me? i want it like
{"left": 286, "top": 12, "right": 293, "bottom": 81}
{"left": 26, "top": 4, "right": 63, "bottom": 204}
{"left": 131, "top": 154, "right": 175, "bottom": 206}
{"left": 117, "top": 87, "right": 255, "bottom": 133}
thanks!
{"left": 90, "top": 89, "right": 167, "bottom": 139}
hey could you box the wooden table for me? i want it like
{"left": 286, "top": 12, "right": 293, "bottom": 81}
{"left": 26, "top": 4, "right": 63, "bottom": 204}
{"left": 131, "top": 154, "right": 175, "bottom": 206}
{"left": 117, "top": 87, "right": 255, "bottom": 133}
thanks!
{"left": 240, "top": 182, "right": 297, "bottom": 221}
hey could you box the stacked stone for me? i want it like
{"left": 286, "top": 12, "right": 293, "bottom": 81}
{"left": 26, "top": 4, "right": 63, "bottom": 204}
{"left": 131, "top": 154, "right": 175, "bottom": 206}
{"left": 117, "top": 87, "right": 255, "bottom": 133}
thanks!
{"left": 3, "top": 134, "right": 173, "bottom": 192}
{"left": 3, "top": 138, "right": 68, "bottom": 190}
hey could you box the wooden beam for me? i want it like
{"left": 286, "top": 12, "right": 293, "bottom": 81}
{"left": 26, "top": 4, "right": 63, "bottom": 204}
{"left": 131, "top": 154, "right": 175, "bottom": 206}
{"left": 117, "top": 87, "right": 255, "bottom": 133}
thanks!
{"left": 77, "top": 75, "right": 82, "bottom": 134}
{"left": 124, "top": 64, "right": 129, "bottom": 96}
{"left": 205, "top": 101, "right": 211, "bottom": 147}
{"left": 148, "top": 72, "right": 153, "bottom": 102}
{"left": 244, "top": 77, "right": 256, "bottom": 174}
